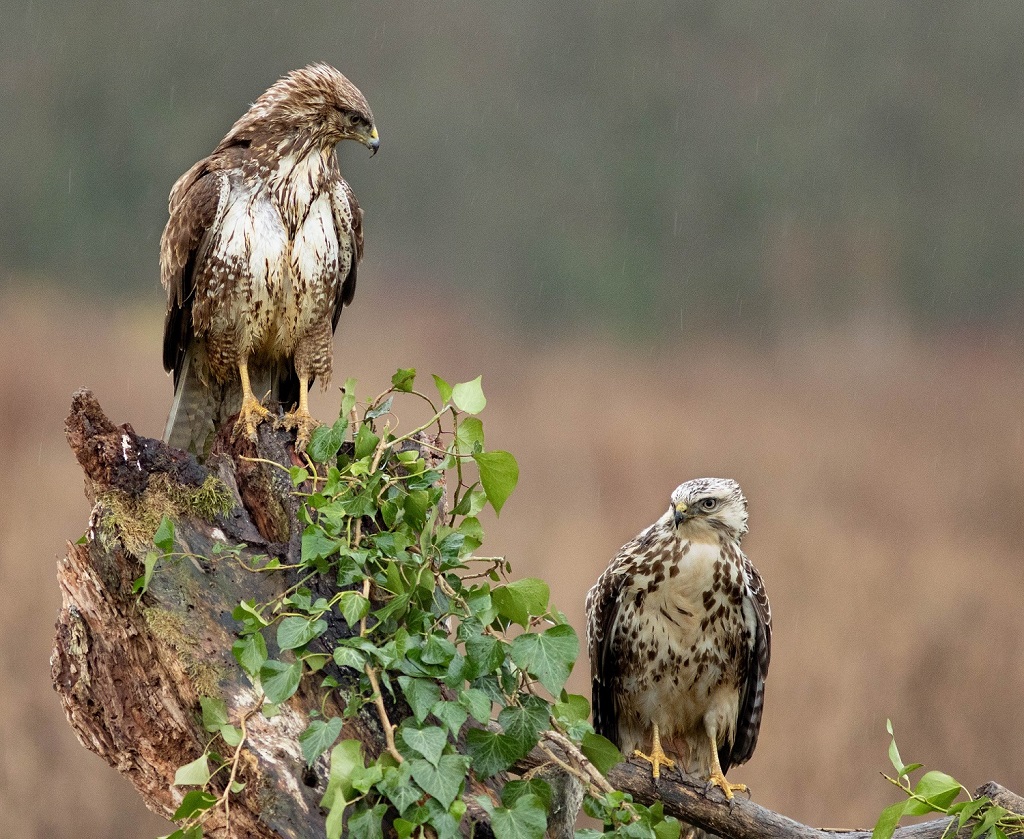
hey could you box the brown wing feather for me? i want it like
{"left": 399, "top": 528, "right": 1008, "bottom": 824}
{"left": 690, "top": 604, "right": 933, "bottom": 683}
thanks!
{"left": 330, "top": 172, "right": 363, "bottom": 331}
{"left": 727, "top": 556, "right": 772, "bottom": 770}
{"left": 586, "top": 566, "right": 624, "bottom": 745}
{"left": 586, "top": 524, "right": 659, "bottom": 747}
{"left": 159, "top": 161, "right": 227, "bottom": 385}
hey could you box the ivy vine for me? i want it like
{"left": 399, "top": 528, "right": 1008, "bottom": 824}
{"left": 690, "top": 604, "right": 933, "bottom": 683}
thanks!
{"left": 146, "top": 369, "right": 682, "bottom": 839}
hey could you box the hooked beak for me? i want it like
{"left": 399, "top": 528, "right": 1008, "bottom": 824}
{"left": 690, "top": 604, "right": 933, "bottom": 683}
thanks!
{"left": 673, "top": 503, "right": 688, "bottom": 526}
{"left": 366, "top": 126, "right": 380, "bottom": 156}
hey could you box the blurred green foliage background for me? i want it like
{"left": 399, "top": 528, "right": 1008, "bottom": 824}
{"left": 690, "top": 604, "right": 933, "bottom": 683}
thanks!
{"left": 3, "top": 1, "right": 1022, "bottom": 337}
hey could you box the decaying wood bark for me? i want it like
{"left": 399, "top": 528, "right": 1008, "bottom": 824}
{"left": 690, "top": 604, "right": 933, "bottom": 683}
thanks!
{"left": 52, "top": 390, "right": 1024, "bottom": 839}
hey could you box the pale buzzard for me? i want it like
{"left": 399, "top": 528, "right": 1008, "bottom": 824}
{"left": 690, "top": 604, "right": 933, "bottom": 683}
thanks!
{"left": 586, "top": 478, "right": 771, "bottom": 798}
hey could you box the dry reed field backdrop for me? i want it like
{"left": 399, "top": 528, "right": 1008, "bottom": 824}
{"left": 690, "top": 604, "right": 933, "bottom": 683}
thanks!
{"left": 1, "top": 285, "right": 1021, "bottom": 837}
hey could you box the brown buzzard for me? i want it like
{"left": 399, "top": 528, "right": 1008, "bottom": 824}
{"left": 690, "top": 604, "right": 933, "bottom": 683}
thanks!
{"left": 586, "top": 478, "right": 771, "bottom": 798}
{"left": 161, "top": 64, "right": 379, "bottom": 457}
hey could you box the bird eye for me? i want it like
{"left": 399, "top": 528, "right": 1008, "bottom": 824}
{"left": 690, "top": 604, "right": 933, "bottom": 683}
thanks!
{"left": 700, "top": 498, "right": 718, "bottom": 511}
{"left": 349, "top": 113, "right": 365, "bottom": 128}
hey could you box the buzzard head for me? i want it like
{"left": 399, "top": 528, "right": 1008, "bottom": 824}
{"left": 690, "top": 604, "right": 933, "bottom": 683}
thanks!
{"left": 669, "top": 477, "right": 748, "bottom": 541}
{"left": 230, "top": 63, "right": 380, "bottom": 154}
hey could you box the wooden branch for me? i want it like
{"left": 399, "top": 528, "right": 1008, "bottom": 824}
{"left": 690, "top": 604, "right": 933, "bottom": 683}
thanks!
{"left": 53, "top": 390, "right": 1023, "bottom": 839}
{"left": 517, "top": 735, "right": 1024, "bottom": 839}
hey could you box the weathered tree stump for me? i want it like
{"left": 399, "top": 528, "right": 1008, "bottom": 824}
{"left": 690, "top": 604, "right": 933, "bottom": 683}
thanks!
{"left": 52, "top": 390, "right": 1024, "bottom": 839}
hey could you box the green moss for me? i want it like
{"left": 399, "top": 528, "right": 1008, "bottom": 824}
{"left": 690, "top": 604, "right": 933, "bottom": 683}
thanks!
{"left": 95, "top": 473, "right": 233, "bottom": 557}
{"left": 143, "top": 606, "right": 224, "bottom": 696}
{"left": 165, "top": 473, "right": 234, "bottom": 520}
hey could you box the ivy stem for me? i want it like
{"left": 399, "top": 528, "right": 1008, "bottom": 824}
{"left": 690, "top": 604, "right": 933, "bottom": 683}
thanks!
{"left": 365, "top": 664, "right": 403, "bottom": 765}
{"left": 221, "top": 697, "right": 263, "bottom": 828}
{"left": 356, "top": 576, "right": 403, "bottom": 765}
{"left": 352, "top": 423, "right": 392, "bottom": 550}
{"left": 543, "top": 729, "right": 616, "bottom": 794}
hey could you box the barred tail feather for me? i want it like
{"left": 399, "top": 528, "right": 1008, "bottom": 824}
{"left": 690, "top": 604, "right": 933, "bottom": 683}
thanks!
{"left": 164, "top": 344, "right": 224, "bottom": 459}
{"left": 164, "top": 344, "right": 300, "bottom": 461}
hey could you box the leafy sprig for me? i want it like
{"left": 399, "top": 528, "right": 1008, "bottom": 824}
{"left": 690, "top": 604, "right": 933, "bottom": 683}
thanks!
{"left": 873, "top": 720, "right": 1024, "bottom": 839}
{"left": 160, "top": 370, "right": 679, "bottom": 839}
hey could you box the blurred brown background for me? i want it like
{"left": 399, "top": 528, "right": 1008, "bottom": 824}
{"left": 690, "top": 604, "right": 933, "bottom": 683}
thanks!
{"left": 2, "top": 2, "right": 1024, "bottom": 836}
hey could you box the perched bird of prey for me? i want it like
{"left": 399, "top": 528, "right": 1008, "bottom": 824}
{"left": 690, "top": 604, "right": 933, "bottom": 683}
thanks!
{"left": 586, "top": 478, "right": 771, "bottom": 799}
{"left": 161, "top": 63, "right": 379, "bottom": 457}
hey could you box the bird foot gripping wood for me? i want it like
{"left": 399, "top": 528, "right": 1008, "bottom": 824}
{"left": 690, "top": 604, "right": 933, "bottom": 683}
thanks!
{"left": 233, "top": 396, "right": 274, "bottom": 442}
{"left": 633, "top": 744, "right": 676, "bottom": 780}
{"left": 706, "top": 770, "right": 748, "bottom": 801}
{"left": 278, "top": 408, "right": 322, "bottom": 454}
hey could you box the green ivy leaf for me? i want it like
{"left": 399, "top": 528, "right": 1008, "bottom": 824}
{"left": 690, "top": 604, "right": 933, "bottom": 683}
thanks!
{"left": 431, "top": 699, "right": 469, "bottom": 737}
{"left": 455, "top": 417, "right": 485, "bottom": 453}
{"left": 300, "top": 717, "right": 344, "bottom": 764}
{"left": 404, "top": 489, "right": 431, "bottom": 529}
{"left": 464, "top": 632, "right": 506, "bottom": 679}
{"left": 651, "top": 815, "right": 684, "bottom": 839}
{"left": 219, "top": 724, "right": 242, "bottom": 748}
{"left": 277, "top": 616, "right": 328, "bottom": 651}
{"left": 472, "top": 451, "right": 519, "bottom": 515}
{"left": 392, "top": 368, "right": 417, "bottom": 392}
{"left": 322, "top": 740, "right": 365, "bottom": 835}
{"left": 488, "top": 792, "right": 548, "bottom": 839}
{"left": 307, "top": 416, "right": 349, "bottom": 463}
{"left": 153, "top": 516, "right": 175, "bottom": 553}
{"left": 171, "top": 789, "right": 217, "bottom": 820}
{"left": 459, "top": 688, "right": 493, "bottom": 723}
{"left": 348, "top": 802, "right": 388, "bottom": 839}
{"left": 497, "top": 696, "right": 550, "bottom": 756}
{"left": 379, "top": 762, "right": 422, "bottom": 812}
{"left": 451, "top": 376, "right": 486, "bottom": 414}
{"left": 581, "top": 732, "right": 623, "bottom": 776}
{"left": 259, "top": 659, "right": 303, "bottom": 703}
{"left": 552, "top": 693, "right": 590, "bottom": 726}
{"left": 366, "top": 395, "right": 395, "bottom": 421}
{"left": 355, "top": 423, "right": 380, "bottom": 459}
{"left": 493, "top": 578, "right": 550, "bottom": 628}
{"left": 338, "top": 591, "right": 371, "bottom": 628}
{"left": 465, "top": 728, "right": 524, "bottom": 778}
{"left": 905, "top": 771, "right": 964, "bottom": 816}
{"left": 409, "top": 755, "right": 470, "bottom": 809}
{"left": 173, "top": 755, "right": 211, "bottom": 787}
{"left": 398, "top": 676, "right": 442, "bottom": 723}
{"left": 972, "top": 805, "right": 1011, "bottom": 839}
{"left": 200, "top": 696, "right": 228, "bottom": 731}
{"left": 133, "top": 550, "right": 159, "bottom": 594}
{"left": 332, "top": 646, "right": 366, "bottom": 671}
{"left": 885, "top": 719, "right": 906, "bottom": 777}
{"left": 302, "top": 525, "right": 342, "bottom": 564}
{"left": 872, "top": 800, "right": 907, "bottom": 839}
{"left": 432, "top": 374, "right": 453, "bottom": 404}
{"left": 232, "top": 633, "right": 267, "bottom": 678}
{"left": 401, "top": 724, "right": 448, "bottom": 767}
{"left": 232, "top": 599, "right": 269, "bottom": 630}
{"left": 502, "top": 778, "right": 552, "bottom": 810}
{"left": 340, "top": 378, "right": 358, "bottom": 419}
{"left": 509, "top": 624, "right": 578, "bottom": 695}
{"left": 951, "top": 797, "right": 989, "bottom": 829}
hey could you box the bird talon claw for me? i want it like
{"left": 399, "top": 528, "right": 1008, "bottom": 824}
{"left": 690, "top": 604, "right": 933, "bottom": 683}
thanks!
{"left": 706, "top": 771, "right": 747, "bottom": 802}
{"left": 233, "top": 397, "right": 273, "bottom": 442}
{"left": 278, "top": 409, "right": 321, "bottom": 454}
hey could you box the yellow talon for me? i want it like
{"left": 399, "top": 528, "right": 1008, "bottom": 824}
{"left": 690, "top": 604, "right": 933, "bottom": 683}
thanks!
{"left": 634, "top": 724, "right": 676, "bottom": 779}
{"left": 277, "top": 373, "right": 320, "bottom": 453}
{"left": 707, "top": 769, "right": 747, "bottom": 800}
